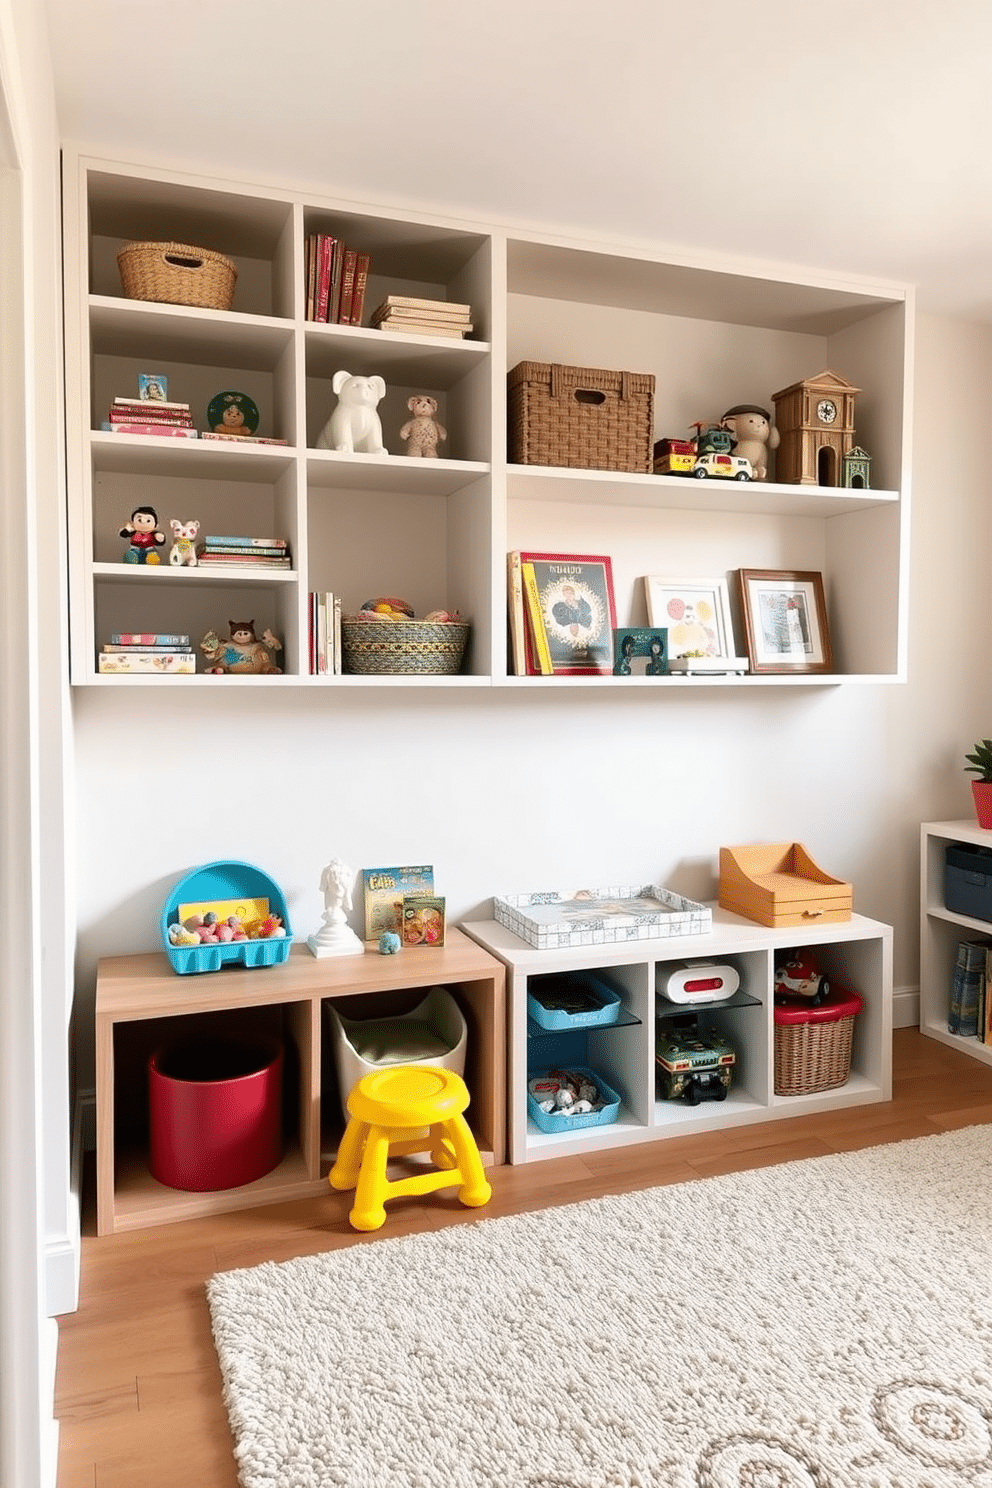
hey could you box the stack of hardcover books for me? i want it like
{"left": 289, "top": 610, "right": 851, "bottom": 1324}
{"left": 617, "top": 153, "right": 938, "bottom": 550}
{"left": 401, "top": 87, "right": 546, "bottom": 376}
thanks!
{"left": 196, "top": 535, "right": 291, "bottom": 569}
{"left": 102, "top": 398, "right": 197, "bottom": 438}
{"left": 98, "top": 633, "right": 195, "bottom": 674}
{"left": 370, "top": 296, "right": 473, "bottom": 339}
{"left": 304, "top": 234, "right": 371, "bottom": 326}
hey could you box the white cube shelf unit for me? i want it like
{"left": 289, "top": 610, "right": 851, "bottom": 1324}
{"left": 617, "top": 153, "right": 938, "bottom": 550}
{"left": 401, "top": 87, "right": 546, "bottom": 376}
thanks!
{"left": 920, "top": 819, "right": 992, "bottom": 1065}
{"left": 62, "top": 150, "right": 914, "bottom": 687}
{"left": 463, "top": 907, "right": 893, "bottom": 1165}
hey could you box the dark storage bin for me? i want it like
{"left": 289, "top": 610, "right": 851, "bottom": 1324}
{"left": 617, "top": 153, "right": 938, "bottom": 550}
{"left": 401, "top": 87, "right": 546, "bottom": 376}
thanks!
{"left": 945, "top": 844, "right": 992, "bottom": 924}
{"left": 148, "top": 1036, "right": 283, "bottom": 1191}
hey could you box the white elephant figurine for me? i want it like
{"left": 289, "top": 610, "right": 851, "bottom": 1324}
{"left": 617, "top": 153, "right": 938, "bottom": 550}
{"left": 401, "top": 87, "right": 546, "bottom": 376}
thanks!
{"left": 316, "top": 370, "right": 388, "bottom": 454}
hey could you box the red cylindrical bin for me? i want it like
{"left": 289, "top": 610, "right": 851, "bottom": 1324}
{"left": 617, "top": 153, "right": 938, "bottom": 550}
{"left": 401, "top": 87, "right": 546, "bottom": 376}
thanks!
{"left": 148, "top": 1037, "right": 283, "bottom": 1191}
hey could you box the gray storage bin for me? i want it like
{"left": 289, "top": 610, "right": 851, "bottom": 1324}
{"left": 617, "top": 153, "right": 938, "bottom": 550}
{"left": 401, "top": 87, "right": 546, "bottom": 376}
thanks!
{"left": 945, "top": 844, "right": 992, "bottom": 923}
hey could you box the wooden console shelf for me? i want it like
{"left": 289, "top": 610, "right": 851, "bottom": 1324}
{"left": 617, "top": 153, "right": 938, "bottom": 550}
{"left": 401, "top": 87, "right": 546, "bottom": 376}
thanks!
{"left": 94, "top": 927, "right": 506, "bottom": 1234}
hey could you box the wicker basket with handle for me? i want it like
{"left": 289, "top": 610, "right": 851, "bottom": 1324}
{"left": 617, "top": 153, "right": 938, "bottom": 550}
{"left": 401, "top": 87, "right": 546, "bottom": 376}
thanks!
{"left": 507, "top": 361, "right": 655, "bottom": 473}
{"left": 117, "top": 241, "right": 238, "bottom": 311}
{"left": 773, "top": 987, "right": 864, "bottom": 1095}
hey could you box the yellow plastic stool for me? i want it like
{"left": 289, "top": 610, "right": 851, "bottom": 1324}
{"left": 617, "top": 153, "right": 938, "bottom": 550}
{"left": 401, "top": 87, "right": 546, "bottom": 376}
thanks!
{"left": 329, "top": 1065, "right": 492, "bottom": 1232}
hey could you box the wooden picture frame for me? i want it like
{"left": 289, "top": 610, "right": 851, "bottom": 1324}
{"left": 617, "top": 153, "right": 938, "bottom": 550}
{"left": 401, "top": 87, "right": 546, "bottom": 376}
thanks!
{"left": 736, "top": 569, "right": 833, "bottom": 674}
{"left": 643, "top": 575, "right": 737, "bottom": 660}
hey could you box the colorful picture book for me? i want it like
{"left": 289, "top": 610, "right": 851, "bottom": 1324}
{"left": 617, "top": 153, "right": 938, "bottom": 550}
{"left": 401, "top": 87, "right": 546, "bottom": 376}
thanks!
{"left": 507, "top": 550, "right": 616, "bottom": 676}
{"left": 402, "top": 895, "right": 445, "bottom": 948}
{"left": 362, "top": 865, "right": 434, "bottom": 940}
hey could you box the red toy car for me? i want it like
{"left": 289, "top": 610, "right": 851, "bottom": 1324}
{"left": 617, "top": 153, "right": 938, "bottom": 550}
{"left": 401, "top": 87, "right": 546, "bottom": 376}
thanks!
{"left": 774, "top": 949, "right": 830, "bottom": 1007}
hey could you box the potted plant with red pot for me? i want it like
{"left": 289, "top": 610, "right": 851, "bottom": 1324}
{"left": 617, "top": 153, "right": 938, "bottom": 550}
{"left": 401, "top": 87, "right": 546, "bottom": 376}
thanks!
{"left": 965, "top": 738, "right": 992, "bottom": 829}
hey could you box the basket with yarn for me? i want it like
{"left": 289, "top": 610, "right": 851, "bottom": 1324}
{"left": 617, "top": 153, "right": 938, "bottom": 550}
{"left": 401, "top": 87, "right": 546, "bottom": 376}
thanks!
{"left": 341, "top": 596, "right": 470, "bottom": 676}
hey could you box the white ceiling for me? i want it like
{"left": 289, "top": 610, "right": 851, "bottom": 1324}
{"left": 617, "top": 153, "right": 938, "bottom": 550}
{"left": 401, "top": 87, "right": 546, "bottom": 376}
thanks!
{"left": 43, "top": 0, "right": 992, "bottom": 322}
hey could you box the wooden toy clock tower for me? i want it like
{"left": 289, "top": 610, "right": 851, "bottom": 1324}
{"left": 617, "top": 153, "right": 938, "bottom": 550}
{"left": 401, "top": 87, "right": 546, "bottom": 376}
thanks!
{"left": 771, "top": 370, "right": 860, "bottom": 486}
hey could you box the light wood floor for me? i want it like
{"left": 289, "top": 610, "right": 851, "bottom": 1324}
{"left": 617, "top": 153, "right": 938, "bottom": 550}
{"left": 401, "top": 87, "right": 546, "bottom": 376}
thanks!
{"left": 55, "top": 1028, "right": 992, "bottom": 1488}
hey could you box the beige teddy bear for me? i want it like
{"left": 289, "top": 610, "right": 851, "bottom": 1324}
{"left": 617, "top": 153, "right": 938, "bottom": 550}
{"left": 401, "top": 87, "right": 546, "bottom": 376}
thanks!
{"left": 399, "top": 394, "right": 447, "bottom": 458}
{"left": 721, "top": 404, "right": 781, "bottom": 481}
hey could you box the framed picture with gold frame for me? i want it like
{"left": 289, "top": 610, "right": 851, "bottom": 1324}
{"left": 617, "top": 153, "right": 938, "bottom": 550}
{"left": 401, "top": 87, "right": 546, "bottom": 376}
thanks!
{"left": 736, "top": 569, "right": 833, "bottom": 674}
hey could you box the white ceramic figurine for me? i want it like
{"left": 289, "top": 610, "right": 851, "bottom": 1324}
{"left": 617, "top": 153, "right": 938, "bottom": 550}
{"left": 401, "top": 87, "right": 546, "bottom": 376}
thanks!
{"left": 316, "top": 371, "right": 388, "bottom": 454}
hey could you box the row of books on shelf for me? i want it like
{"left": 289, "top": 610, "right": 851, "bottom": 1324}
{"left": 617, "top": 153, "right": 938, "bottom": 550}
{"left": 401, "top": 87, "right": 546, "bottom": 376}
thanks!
{"left": 97, "top": 633, "right": 196, "bottom": 674}
{"left": 305, "top": 234, "right": 370, "bottom": 325}
{"left": 308, "top": 591, "right": 342, "bottom": 675}
{"left": 948, "top": 937, "right": 992, "bottom": 1040}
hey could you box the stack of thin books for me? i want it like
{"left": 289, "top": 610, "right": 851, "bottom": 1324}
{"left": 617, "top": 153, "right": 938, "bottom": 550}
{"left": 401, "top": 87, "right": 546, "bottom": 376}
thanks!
{"left": 370, "top": 296, "right": 473, "bottom": 339}
{"left": 196, "top": 535, "right": 291, "bottom": 569}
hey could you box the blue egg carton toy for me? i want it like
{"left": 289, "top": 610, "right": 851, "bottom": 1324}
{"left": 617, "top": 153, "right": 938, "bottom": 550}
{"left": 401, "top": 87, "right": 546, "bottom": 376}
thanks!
{"left": 161, "top": 859, "right": 292, "bottom": 975}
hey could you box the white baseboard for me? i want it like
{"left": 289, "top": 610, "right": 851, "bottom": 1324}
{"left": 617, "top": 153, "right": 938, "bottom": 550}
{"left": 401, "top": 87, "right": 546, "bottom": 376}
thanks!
{"left": 45, "top": 1091, "right": 90, "bottom": 1317}
{"left": 893, "top": 984, "right": 919, "bottom": 1030}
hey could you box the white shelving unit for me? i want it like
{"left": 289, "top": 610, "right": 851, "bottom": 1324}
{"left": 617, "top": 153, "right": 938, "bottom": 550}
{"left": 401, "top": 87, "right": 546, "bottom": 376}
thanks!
{"left": 920, "top": 819, "right": 992, "bottom": 1065}
{"left": 463, "top": 907, "right": 892, "bottom": 1165}
{"left": 62, "top": 150, "right": 914, "bottom": 686}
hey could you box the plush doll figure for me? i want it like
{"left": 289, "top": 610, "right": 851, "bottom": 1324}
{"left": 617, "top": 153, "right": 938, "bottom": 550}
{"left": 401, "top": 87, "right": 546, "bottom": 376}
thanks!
{"left": 720, "top": 405, "right": 781, "bottom": 481}
{"left": 399, "top": 394, "right": 447, "bottom": 458}
{"left": 200, "top": 620, "right": 283, "bottom": 674}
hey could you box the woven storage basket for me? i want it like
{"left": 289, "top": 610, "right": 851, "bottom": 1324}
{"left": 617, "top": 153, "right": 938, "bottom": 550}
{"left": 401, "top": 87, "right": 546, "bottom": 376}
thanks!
{"left": 507, "top": 361, "right": 655, "bottom": 473}
{"left": 773, "top": 989, "right": 863, "bottom": 1096}
{"left": 341, "top": 620, "right": 470, "bottom": 675}
{"left": 117, "top": 241, "right": 238, "bottom": 310}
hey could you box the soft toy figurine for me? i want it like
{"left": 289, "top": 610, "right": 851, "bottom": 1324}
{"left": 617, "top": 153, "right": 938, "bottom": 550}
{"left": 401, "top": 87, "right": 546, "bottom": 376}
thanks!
{"left": 720, "top": 404, "right": 781, "bottom": 481}
{"left": 119, "top": 505, "right": 166, "bottom": 564}
{"left": 378, "top": 931, "right": 402, "bottom": 955}
{"left": 168, "top": 518, "right": 199, "bottom": 567}
{"left": 315, "top": 370, "right": 388, "bottom": 454}
{"left": 399, "top": 394, "right": 447, "bottom": 458}
{"left": 200, "top": 619, "right": 283, "bottom": 674}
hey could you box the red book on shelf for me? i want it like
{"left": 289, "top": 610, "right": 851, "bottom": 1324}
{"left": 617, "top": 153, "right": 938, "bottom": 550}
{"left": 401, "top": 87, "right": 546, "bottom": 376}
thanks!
{"left": 337, "top": 248, "right": 357, "bottom": 325}
{"left": 328, "top": 240, "right": 344, "bottom": 324}
{"left": 349, "top": 252, "right": 371, "bottom": 325}
{"left": 315, "top": 234, "right": 334, "bottom": 323}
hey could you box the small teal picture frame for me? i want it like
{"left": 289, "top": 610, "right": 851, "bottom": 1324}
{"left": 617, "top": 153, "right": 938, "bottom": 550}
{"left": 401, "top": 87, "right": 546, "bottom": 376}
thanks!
{"left": 613, "top": 627, "right": 668, "bottom": 677}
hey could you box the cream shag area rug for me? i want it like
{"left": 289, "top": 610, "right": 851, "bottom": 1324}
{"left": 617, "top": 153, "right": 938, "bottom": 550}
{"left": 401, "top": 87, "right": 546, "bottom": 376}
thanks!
{"left": 208, "top": 1126, "right": 992, "bottom": 1488}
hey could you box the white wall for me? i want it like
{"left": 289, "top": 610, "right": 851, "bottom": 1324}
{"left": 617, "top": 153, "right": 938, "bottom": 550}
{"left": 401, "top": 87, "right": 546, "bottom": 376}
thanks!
{"left": 71, "top": 309, "right": 992, "bottom": 1078}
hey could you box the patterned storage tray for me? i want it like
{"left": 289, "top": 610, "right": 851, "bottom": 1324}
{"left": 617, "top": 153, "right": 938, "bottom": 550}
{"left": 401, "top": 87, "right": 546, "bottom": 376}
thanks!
{"left": 495, "top": 884, "right": 712, "bottom": 950}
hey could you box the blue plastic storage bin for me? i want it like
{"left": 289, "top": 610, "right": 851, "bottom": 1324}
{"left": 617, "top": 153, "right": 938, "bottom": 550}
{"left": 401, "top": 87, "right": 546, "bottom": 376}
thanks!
{"left": 161, "top": 860, "right": 292, "bottom": 975}
{"left": 527, "top": 1065, "right": 621, "bottom": 1134}
{"left": 527, "top": 971, "right": 622, "bottom": 1031}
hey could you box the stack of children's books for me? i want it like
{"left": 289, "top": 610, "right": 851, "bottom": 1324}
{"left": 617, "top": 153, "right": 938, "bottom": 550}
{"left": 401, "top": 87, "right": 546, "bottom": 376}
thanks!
{"left": 97, "top": 633, "right": 196, "bottom": 674}
{"left": 196, "top": 535, "right": 291, "bottom": 569}
{"left": 101, "top": 397, "right": 197, "bottom": 438}
{"left": 370, "top": 296, "right": 473, "bottom": 339}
